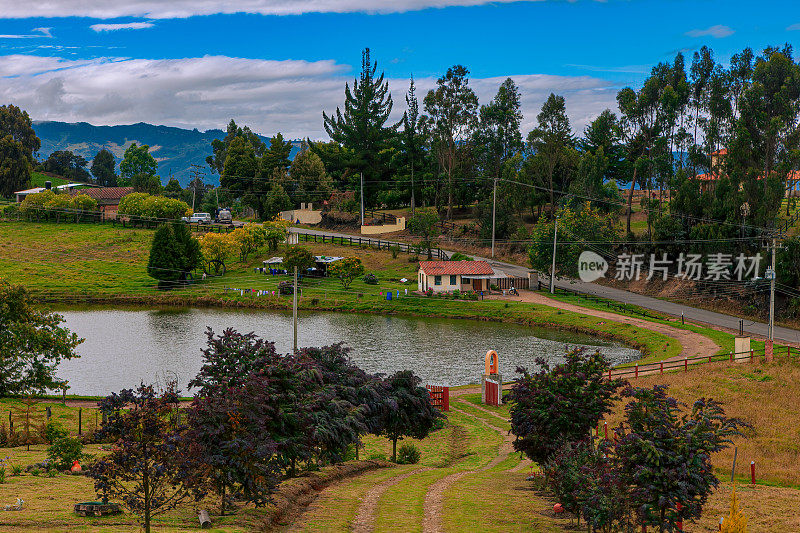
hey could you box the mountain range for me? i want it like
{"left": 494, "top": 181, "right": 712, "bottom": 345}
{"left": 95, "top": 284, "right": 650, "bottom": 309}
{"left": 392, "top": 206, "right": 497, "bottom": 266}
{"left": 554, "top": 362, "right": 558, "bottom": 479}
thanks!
{"left": 32, "top": 121, "right": 302, "bottom": 186}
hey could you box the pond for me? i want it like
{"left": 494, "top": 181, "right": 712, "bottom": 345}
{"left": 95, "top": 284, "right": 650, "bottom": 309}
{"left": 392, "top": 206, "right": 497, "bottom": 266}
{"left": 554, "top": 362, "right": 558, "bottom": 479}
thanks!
{"left": 56, "top": 308, "right": 641, "bottom": 396}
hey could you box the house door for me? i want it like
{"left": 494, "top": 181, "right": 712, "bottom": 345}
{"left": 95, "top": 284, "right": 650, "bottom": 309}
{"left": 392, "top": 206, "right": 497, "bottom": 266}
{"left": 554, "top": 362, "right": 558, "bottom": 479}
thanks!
{"left": 474, "top": 279, "right": 482, "bottom": 291}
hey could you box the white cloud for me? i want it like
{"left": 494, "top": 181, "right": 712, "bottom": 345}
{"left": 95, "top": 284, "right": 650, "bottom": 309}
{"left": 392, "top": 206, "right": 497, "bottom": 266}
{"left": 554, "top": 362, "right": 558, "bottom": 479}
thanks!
{"left": 787, "top": 23, "right": 800, "bottom": 31}
{"left": 0, "top": 53, "right": 619, "bottom": 139}
{"left": 0, "top": 27, "right": 52, "bottom": 39}
{"left": 0, "top": 0, "right": 543, "bottom": 19}
{"left": 90, "top": 22, "right": 155, "bottom": 32}
{"left": 685, "top": 25, "right": 734, "bottom": 39}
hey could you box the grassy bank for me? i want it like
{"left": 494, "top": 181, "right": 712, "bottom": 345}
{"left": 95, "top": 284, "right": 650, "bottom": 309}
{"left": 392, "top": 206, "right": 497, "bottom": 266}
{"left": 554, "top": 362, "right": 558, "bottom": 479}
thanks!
{"left": 0, "top": 220, "right": 694, "bottom": 361}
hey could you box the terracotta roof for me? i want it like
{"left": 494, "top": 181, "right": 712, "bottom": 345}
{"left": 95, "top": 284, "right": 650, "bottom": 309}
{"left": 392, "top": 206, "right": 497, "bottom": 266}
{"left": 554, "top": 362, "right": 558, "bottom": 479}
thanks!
{"left": 696, "top": 170, "right": 800, "bottom": 182}
{"left": 419, "top": 261, "right": 495, "bottom": 276}
{"left": 69, "top": 187, "right": 134, "bottom": 200}
{"left": 710, "top": 148, "right": 728, "bottom": 156}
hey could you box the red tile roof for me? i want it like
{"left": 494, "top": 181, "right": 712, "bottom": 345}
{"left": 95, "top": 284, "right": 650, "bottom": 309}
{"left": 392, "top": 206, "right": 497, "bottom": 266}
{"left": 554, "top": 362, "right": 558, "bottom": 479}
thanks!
{"left": 69, "top": 187, "right": 134, "bottom": 201}
{"left": 710, "top": 148, "right": 728, "bottom": 156}
{"left": 419, "top": 261, "right": 494, "bottom": 276}
{"left": 696, "top": 170, "right": 800, "bottom": 182}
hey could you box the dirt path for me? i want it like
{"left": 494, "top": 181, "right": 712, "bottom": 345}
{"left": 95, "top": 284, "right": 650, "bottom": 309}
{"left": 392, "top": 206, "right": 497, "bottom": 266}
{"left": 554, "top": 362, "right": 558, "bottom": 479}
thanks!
{"left": 349, "top": 467, "right": 433, "bottom": 533}
{"left": 491, "top": 291, "right": 720, "bottom": 360}
{"left": 421, "top": 404, "right": 525, "bottom": 533}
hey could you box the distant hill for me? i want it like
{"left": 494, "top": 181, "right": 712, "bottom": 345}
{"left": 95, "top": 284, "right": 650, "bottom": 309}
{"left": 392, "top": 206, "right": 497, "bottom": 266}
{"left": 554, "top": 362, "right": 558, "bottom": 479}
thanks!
{"left": 32, "top": 121, "right": 302, "bottom": 186}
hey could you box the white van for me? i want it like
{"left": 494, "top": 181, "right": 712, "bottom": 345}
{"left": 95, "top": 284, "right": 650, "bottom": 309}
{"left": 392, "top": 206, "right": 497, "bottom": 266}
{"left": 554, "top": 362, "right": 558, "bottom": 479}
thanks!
{"left": 182, "top": 213, "right": 212, "bottom": 224}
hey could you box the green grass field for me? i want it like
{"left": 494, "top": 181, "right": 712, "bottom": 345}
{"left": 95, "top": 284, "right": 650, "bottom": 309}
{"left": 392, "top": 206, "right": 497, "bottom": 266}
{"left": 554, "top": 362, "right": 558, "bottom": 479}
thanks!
{"left": 28, "top": 172, "right": 69, "bottom": 188}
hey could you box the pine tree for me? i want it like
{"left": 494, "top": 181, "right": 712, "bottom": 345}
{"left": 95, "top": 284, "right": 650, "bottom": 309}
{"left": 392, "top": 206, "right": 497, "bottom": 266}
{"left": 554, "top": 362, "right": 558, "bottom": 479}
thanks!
{"left": 91, "top": 148, "right": 117, "bottom": 187}
{"left": 147, "top": 224, "right": 182, "bottom": 290}
{"left": 322, "top": 48, "right": 396, "bottom": 208}
{"left": 721, "top": 483, "right": 748, "bottom": 533}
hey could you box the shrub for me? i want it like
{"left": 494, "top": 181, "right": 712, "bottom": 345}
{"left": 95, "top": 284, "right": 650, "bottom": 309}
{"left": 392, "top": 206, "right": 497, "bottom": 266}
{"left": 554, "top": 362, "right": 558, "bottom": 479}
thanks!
{"left": 47, "top": 436, "right": 84, "bottom": 469}
{"left": 396, "top": 443, "right": 421, "bottom": 465}
{"left": 425, "top": 288, "right": 433, "bottom": 297}
{"left": 390, "top": 244, "right": 400, "bottom": 259}
{"left": 118, "top": 192, "right": 190, "bottom": 220}
{"left": 449, "top": 252, "right": 473, "bottom": 261}
{"left": 11, "top": 464, "right": 23, "bottom": 476}
{"left": 489, "top": 283, "right": 499, "bottom": 291}
{"left": 368, "top": 453, "right": 387, "bottom": 461}
{"left": 508, "top": 348, "right": 626, "bottom": 465}
{"left": 613, "top": 386, "right": 747, "bottom": 531}
{"left": 363, "top": 273, "right": 379, "bottom": 285}
{"left": 30, "top": 467, "right": 40, "bottom": 476}
{"left": 44, "top": 421, "right": 68, "bottom": 444}
{"left": 329, "top": 257, "right": 365, "bottom": 289}
{"left": 452, "top": 289, "right": 460, "bottom": 299}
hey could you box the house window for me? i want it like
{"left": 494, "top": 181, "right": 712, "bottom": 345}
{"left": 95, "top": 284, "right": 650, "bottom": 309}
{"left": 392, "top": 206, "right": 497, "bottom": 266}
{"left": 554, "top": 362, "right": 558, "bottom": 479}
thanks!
{"left": 463, "top": 277, "right": 471, "bottom": 285}
{"left": 449, "top": 275, "right": 457, "bottom": 286}
{"left": 434, "top": 275, "right": 442, "bottom": 286}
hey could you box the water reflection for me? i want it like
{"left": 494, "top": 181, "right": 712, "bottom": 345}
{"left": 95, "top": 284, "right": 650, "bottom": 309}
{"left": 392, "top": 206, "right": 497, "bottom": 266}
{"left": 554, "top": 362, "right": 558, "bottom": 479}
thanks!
{"left": 57, "top": 308, "right": 641, "bottom": 395}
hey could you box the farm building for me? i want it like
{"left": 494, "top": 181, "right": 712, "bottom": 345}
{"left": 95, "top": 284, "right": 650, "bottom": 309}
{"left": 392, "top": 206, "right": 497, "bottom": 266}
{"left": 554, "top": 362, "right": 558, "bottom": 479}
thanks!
{"left": 418, "top": 261, "right": 500, "bottom": 293}
{"left": 68, "top": 187, "right": 135, "bottom": 215}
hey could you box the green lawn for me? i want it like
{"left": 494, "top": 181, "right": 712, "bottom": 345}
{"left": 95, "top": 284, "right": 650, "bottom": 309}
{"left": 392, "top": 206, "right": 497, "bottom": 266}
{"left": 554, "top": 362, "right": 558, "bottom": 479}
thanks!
{"left": 29, "top": 172, "right": 69, "bottom": 188}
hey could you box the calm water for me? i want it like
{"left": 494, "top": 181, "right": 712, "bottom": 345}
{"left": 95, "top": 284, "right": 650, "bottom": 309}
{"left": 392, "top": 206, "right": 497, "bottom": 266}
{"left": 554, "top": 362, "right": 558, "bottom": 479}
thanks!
{"left": 56, "top": 308, "right": 641, "bottom": 395}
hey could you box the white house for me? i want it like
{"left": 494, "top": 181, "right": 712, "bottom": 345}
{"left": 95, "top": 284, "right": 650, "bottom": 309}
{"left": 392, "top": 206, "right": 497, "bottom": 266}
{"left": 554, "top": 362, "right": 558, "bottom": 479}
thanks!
{"left": 417, "top": 260, "right": 497, "bottom": 293}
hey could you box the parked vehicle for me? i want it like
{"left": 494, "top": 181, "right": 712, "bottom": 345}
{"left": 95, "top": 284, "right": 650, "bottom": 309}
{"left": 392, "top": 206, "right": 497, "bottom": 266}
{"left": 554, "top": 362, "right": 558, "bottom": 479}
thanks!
{"left": 182, "top": 212, "right": 212, "bottom": 224}
{"left": 215, "top": 209, "right": 232, "bottom": 224}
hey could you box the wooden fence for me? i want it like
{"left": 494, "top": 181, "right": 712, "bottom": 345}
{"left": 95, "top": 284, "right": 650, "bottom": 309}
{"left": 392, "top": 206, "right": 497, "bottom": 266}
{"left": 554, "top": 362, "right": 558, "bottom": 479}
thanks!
{"left": 494, "top": 277, "right": 529, "bottom": 290}
{"left": 426, "top": 385, "right": 450, "bottom": 411}
{"left": 609, "top": 345, "right": 800, "bottom": 381}
{"left": 294, "top": 231, "right": 448, "bottom": 260}
{"left": 537, "top": 280, "right": 659, "bottom": 319}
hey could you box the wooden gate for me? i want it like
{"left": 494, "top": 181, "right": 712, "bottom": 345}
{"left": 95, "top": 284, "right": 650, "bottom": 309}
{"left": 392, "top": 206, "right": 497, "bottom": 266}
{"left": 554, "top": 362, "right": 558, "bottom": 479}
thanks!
{"left": 484, "top": 379, "right": 500, "bottom": 407}
{"left": 426, "top": 385, "right": 450, "bottom": 412}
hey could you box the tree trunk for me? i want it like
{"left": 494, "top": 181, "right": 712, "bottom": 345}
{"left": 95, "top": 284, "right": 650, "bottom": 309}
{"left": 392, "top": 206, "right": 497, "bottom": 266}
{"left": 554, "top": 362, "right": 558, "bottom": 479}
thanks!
{"left": 143, "top": 460, "right": 151, "bottom": 533}
{"left": 220, "top": 482, "right": 225, "bottom": 516}
{"left": 626, "top": 166, "right": 638, "bottom": 234}
{"left": 447, "top": 166, "right": 453, "bottom": 221}
{"left": 392, "top": 437, "right": 398, "bottom": 462}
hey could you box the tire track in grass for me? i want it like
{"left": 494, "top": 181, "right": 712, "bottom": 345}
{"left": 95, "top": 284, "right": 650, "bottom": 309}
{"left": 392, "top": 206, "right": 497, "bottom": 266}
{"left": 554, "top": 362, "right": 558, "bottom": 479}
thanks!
{"left": 422, "top": 404, "right": 527, "bottom": 533}
{"left": 350, "top": 423, "right": 467, "bottom": 533}
{"left": 350, "top": 467, "right": 433, "bottom": 533}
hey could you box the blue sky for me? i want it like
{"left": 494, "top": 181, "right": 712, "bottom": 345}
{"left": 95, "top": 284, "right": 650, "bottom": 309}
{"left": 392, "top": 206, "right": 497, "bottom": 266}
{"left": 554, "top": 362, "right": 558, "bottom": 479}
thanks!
{"left": 1, "top": 0, "right": 798, "bottom": 138}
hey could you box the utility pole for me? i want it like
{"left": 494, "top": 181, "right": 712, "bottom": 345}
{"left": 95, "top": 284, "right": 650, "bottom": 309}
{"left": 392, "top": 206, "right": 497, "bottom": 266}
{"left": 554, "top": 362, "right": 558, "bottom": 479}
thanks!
{"left": 293, "top": 265, "right": 299, "bottom": 352}
{"left": 360, "top": 172, "right": 365, "bottom": 226}
{"left": 549, "top": 216, "right": 558, "bottom": 294}
{"left": 491, "top": 177, "right": 497, "bottom": 258}
{"left": 189, "top": 164, "right": 205, "bottom": 212}
{"left": 769, "top": 237, "right": 776, "bottom": 343}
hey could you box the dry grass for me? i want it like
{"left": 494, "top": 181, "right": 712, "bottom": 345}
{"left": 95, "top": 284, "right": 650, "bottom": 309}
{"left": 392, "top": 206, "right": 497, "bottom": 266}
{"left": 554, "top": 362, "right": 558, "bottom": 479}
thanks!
{"left": 605, "top": 358, "right": 800, "bottom": 487}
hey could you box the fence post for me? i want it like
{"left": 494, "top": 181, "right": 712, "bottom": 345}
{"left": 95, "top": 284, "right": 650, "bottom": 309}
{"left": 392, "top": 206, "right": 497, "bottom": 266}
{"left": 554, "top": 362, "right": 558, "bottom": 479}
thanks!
{"left": 635, "top": 364, "right": 639, "bottom": 378}
{"left": 750, "top": 349, "right": 754, "bottom": 363}
{"left": 78, "top": 408, "right": 82, "bottom": 435}
{"left": 730, "top": 351, "right": 733, "bottom": 362}
{"left": 684, "top": 357, "right": 688, "bottom": 371}
{"left": 660, "top": 361, "right": 663, "bottom": 374}
{"left": 604, "top": 421, "right": 608, "bottom": 440}
{"left": 608, "top": 368, "right": 612, "bottom": 380}
{"left": 751, "top": 461, "right": 755, "bottom": 485}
